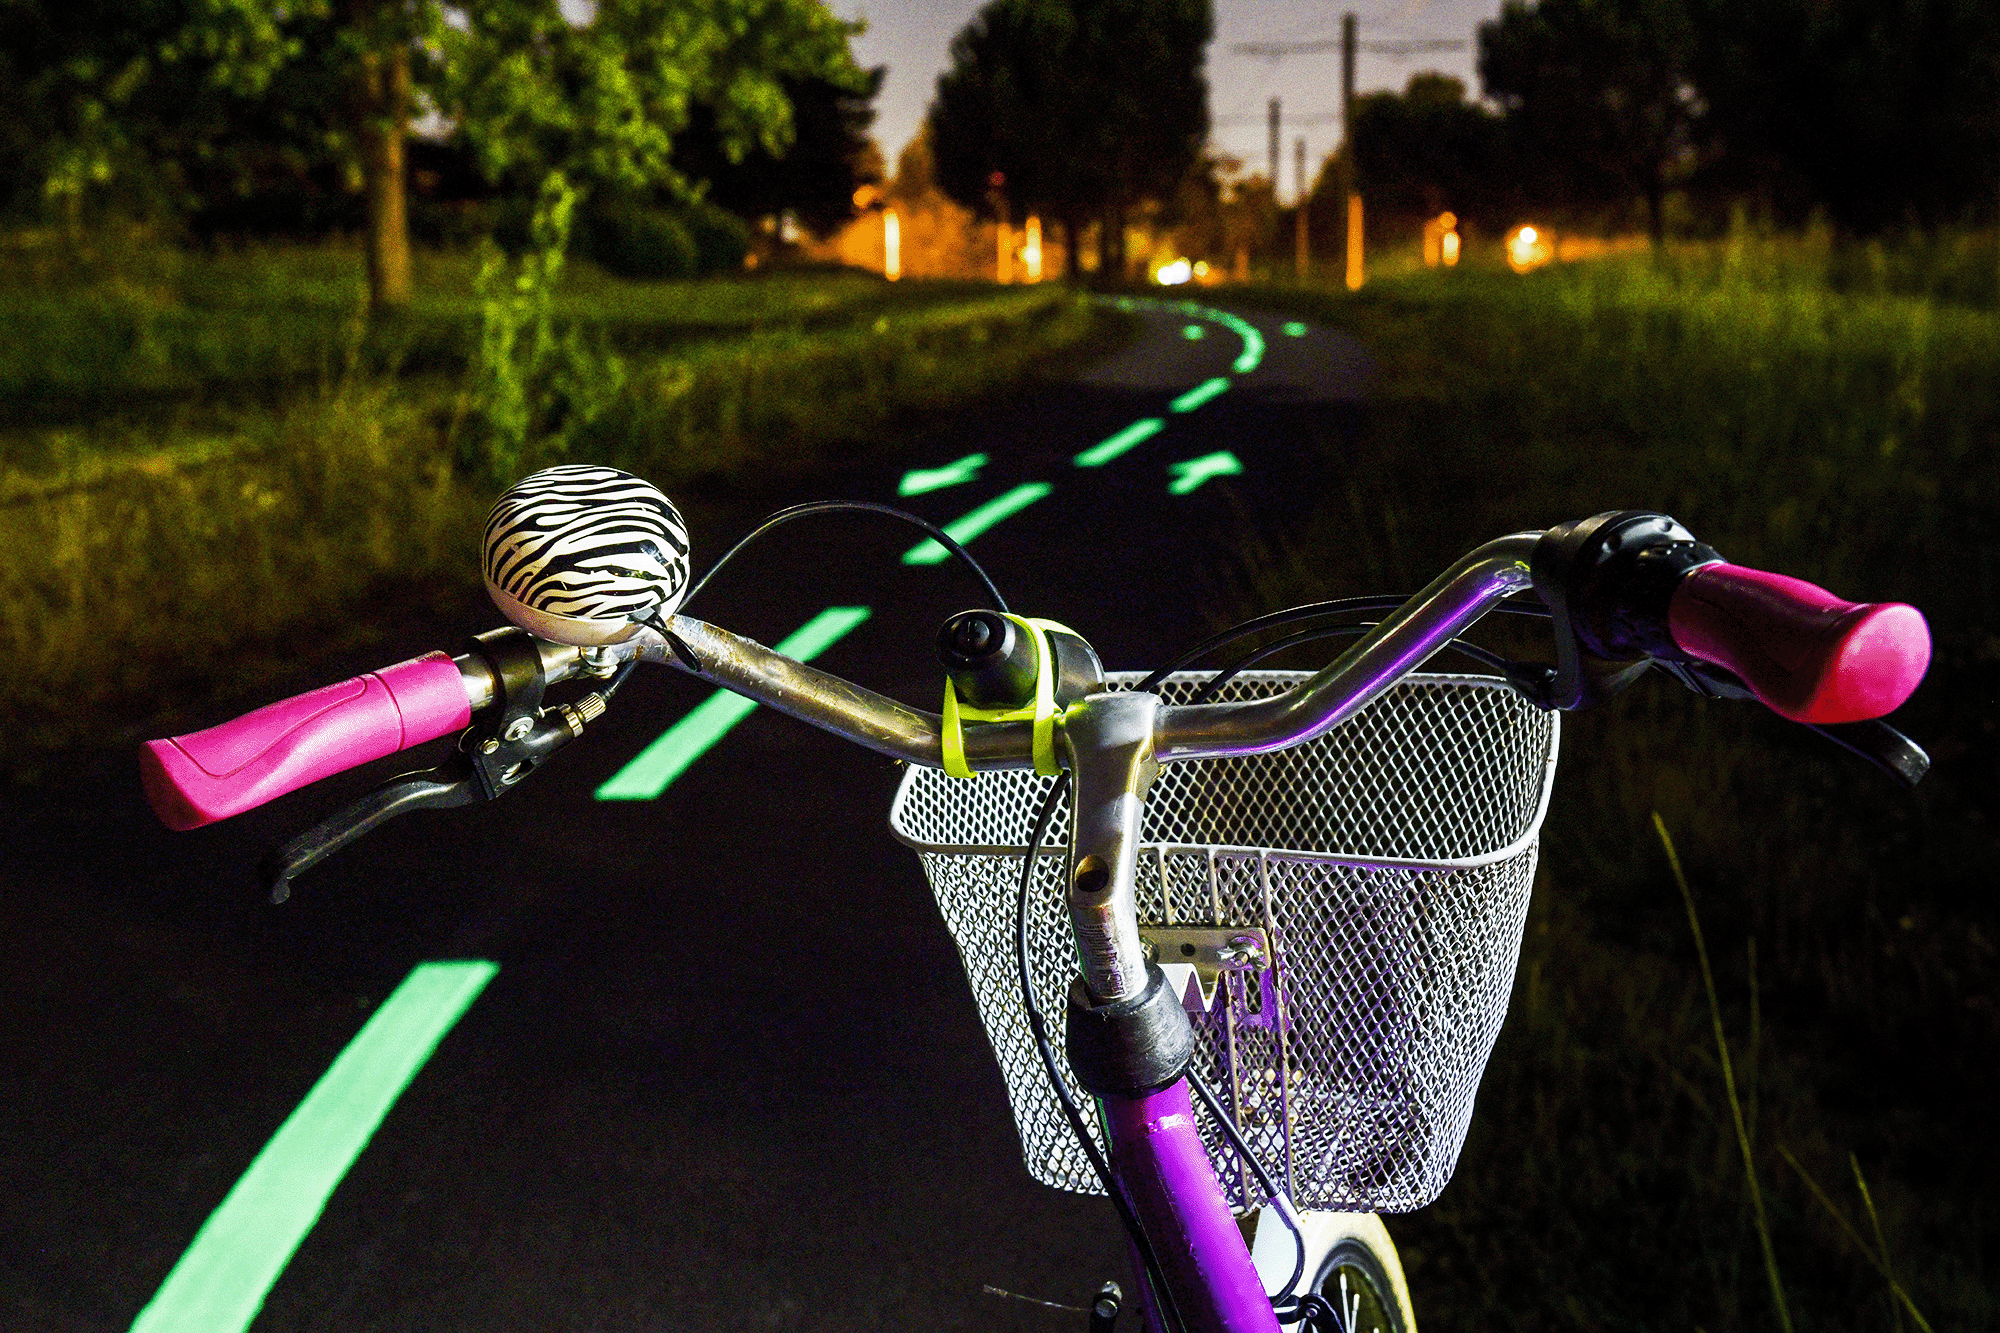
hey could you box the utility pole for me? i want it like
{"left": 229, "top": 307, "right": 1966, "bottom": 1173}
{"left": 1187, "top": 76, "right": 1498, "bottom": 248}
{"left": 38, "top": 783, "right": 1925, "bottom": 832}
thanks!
{"left": 1267, "top": 98, "right": 1281, "bottom": 192}
{"left": 1295, "top": 137, "right": 1309, "bottom": 279}
{"left": 1341, "top": 12, "right": 1364, "bottom": 290}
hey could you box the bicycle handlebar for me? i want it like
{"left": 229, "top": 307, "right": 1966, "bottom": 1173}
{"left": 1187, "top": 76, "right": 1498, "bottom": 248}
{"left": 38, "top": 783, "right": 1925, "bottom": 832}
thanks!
{"left": 138, "top": 509, "right": 1930, "bottom": 833}
{"left": 1668, "top": 562, "right": 1931, "bottom": 724}
{"left": 140, "top": 653, "right": 473, "bottom": 830}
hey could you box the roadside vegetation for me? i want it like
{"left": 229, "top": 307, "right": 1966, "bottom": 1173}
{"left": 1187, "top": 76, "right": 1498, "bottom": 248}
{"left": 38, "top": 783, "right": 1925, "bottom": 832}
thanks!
{"left": 0, "top": 235, "right": 1102, "bottom": 764}
{"left": 1224, "top": 231, "right": 1996, "bottom": 1331}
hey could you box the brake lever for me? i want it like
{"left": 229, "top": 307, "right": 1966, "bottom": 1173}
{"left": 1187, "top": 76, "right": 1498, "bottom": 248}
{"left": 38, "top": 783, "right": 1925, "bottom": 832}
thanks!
{"left": 1652, "top": 659, "right": 1930, "bottom": 787}
{"left": 262, "top": 758, "right": 485, "bottom": 903}
{"left": 260, "top": 691, "right": 609, "bottom": 903}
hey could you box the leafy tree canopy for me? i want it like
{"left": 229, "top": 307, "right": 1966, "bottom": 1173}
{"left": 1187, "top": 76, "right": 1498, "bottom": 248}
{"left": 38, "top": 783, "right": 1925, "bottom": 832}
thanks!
{"left": 927, "top": 0, "right": 1210, "bottom": 273}
{"left": 671, "top": 65, "right": 885, "bottom": 237}
{"left": 1345, "top": 72, "right": 1515, "bottom": 231}
{"left": 1479, "top": 0, "right": 1703, "bottom": 243}
{"left": 1, "top": 0, "right": 871, "bottom": 222}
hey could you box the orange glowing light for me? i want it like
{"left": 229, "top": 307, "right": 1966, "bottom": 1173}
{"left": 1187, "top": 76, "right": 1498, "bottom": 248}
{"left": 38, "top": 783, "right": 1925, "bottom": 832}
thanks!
{"left": 1506, "top": 223, "right": 1554, "bottom": 273}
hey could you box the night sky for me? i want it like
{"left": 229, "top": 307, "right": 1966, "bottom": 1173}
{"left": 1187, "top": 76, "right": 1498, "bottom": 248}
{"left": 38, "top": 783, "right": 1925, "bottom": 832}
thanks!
{"left": 840, "top": 0, "right": 1504, "bottom": 202}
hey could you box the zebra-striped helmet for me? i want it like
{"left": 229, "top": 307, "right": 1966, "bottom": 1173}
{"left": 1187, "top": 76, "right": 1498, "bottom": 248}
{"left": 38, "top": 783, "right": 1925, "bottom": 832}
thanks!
{"left": 483, "top": 465, "right": 691, "bottom": 646}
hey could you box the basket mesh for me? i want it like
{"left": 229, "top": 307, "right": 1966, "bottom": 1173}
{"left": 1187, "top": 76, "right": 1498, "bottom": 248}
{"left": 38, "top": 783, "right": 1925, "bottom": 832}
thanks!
{"left": 889, "top": 671, "right": 1559, "bottom": 1213}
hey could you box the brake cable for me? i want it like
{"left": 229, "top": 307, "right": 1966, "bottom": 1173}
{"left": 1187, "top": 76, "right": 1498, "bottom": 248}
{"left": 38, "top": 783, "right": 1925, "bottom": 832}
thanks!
{"left": 679, "top": 500, "right": 1010, "bottom": 616}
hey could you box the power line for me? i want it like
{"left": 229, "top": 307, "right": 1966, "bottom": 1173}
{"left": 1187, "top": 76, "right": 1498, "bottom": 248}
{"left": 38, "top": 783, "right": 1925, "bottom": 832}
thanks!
{"left": 1231, "top": 36, "right": 1464, "bottom": 60}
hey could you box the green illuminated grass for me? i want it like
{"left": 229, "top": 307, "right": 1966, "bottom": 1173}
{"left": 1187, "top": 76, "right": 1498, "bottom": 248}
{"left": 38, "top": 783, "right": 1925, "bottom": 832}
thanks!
{"left": 129, "top": 961, "right": 497, "bottom": 1333}
{"left": 1074, "top": 417, "right": 1165, "bottom": 467}
{"left": 900, "top": 483, "right": 1053, "bottom": 565}
{"left": 595, "top": 607, "right": 871, "bottom": 800}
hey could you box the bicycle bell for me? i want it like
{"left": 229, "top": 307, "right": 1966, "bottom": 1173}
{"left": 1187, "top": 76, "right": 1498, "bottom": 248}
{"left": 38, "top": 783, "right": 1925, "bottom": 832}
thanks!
{"left": 483, "top": 464, "right": 692, "bottom": 646}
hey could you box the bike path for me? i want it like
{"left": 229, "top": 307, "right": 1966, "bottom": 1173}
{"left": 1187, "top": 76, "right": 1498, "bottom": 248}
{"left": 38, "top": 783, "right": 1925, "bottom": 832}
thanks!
{"left": 0, "top": 295, "right": 1374, "bottom": 1333}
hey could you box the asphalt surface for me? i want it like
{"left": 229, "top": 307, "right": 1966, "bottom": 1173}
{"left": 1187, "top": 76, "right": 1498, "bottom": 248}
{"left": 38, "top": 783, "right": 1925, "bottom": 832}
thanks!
{"left": 1, "top": 296, "right": 1378, "bottom": 1332}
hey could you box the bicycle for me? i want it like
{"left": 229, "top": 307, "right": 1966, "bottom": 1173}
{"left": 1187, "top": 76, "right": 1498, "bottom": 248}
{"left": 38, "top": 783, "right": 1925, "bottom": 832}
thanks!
{"left": 140, "top": 464, "right": 1932, "bottom": 1333}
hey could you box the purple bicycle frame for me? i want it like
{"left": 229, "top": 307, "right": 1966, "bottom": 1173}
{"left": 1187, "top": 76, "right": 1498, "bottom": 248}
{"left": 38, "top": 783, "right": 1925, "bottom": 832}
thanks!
{"left": 1103, "top": 1079, "right": 1283, "bottom": 1333}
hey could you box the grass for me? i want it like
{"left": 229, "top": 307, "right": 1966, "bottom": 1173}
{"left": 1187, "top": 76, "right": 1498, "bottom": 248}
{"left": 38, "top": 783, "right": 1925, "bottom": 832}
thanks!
{"left": 0, "top": 234, "right": 1109, "bottom": 764}
{"left": 1214, "top": 237, "right": 1997, "bottom": 1330}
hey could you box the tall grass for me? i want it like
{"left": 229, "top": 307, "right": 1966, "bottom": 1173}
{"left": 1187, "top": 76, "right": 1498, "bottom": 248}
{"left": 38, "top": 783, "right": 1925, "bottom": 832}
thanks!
{"left": 1221, "top": 245, "right": 1997, "bottom": 1329}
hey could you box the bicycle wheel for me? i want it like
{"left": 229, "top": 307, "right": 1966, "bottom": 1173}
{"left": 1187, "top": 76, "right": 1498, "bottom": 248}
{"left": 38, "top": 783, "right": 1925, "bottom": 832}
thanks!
{"left": 1308, "top": 1213, "right": 1416, "bottom": 1333}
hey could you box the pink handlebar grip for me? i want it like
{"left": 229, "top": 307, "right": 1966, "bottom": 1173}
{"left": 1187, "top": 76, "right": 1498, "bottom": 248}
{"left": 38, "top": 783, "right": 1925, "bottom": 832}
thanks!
{"left": 140, "top": 652, "right": 473, "bottom": 830}
{"left": 1669, "top": 564, "right": 1930, "bottom": 724}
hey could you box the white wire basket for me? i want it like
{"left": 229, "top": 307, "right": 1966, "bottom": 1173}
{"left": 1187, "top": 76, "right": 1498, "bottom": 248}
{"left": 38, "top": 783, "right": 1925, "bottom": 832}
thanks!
{"left": 889, "top": 670, "right": 1560, "bottom": 1214}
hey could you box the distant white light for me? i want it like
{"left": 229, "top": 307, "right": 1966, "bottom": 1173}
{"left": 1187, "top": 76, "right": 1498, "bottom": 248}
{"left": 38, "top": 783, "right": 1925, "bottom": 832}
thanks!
{"left": 1157, "top": 258, "right": 1193, "bottom": 286}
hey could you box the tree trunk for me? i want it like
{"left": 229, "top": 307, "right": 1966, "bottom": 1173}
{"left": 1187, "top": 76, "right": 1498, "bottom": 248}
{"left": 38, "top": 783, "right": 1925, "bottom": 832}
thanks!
{"left": 356, "top": 40, "right": 412, "bottom": 309}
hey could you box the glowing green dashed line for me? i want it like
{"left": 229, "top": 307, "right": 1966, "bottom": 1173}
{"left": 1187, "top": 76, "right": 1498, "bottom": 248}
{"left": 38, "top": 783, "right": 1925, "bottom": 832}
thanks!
{"left": 1075, "top": 417, "right": 1166, "bottom": 467}
{"left": 1283, "top": 321, "right": 1309, "bottom": 337}
{"left": 1182, "top": 324, "right": 1206, "bottom": 340}
{"left": 1170, "top": 377, "right": 1231, "bottom": 413}
{"left": 901, "top": 483, "right": 1053, "bottom": 565}
{"left": 595, "top": 607, "right": 872, "bottom": 800}
{"left": 130, "top": 961, "right": 498, "bottom": 1333}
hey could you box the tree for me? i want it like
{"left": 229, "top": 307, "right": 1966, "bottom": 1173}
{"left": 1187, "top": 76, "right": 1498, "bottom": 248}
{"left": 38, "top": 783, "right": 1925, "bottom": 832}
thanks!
{"left": 1685, "top": 0, "right": 2000, "bottom": 232}
{"left": 671, "top": 66, "right": 886, "bottom": 237}
{"left": 1478, "top": 0, "right": 1704, "bottom": 244}
{"left": 8, "top": 0, "right": 872, "bottom": 306}
{"left": 927, "top": 0, "right": 1210, "bottom": 278}
{"left": 1344, "top": 72, "right": 1515, "bottom": 234}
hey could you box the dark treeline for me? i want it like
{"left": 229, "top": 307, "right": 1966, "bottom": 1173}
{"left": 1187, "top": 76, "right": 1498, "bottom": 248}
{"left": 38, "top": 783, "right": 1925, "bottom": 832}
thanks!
{"left": 925, "top": 0, "right": 1212, "bottom": 278}
{"left": 1335, "top": 0, "right": 2000, "bottom": 245}
{"left": 0, "top": 0, "right": 883, "bottom": 294}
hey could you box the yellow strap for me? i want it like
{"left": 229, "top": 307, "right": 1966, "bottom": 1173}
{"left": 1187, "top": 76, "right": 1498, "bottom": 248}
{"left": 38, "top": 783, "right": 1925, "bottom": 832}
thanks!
{"left": 941, "top": 615, "right": 1077, "bottom": 779}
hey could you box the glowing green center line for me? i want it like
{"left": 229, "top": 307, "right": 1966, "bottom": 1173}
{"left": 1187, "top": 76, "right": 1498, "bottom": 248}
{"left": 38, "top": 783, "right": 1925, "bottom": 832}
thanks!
{"left": 1171, "top": 299, "right": 1265, "bottom": 373}
{"left": 901, "top": 483, "right": 1053, "bottom": 565}
{"left": 1181, "top": 324, "right": 1206, "bottom": 339}
{"left": 129, "top": 961, "right": 498, "bottom": 1333}
{"left": 1170, "top": 377, "right": 1231, "bottom": 413}
{"left": 1075, "top": 417, "right": 1165, "bottom": 467}
{"left": 595, "top": 606, "right": 872, "bottom": 801}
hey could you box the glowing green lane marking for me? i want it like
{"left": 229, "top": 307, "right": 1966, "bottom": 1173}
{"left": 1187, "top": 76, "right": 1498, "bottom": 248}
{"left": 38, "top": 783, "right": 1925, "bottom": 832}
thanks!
{"left": 898, "top": 452, "right": 987, "bottom": 496}
{"left": 1283, "top": 321, "right": 1309, "bottom": 337}
{"left": 1181, "top": 323, "right": 1206, "bottom": 340}
{"left": 1167, "top": 450, "right": 1245, "bottom": 494}
{"left": 1170, "top": 377, "right": 1231, "bottom": 413}
{"left": 1177, "top": 302, "right": 1265, "bottom": 372}
{"left": 130, "top": 961, "right": 498, "bottom": 1333}
{"left": 596, "top": 607, "right": 872, "bottom": 800}
{"left": 1075, "top": 417, "right": 1165, "bottom": 467}
{"left": 901, "top": 483, "right": 1053, "bottom": 565}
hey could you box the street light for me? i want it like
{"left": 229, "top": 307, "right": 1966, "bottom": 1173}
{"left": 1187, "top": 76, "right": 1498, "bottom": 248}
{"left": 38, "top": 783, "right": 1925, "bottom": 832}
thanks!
{"left": 1506, "top": 223, "right": 1553, "bottom": 273}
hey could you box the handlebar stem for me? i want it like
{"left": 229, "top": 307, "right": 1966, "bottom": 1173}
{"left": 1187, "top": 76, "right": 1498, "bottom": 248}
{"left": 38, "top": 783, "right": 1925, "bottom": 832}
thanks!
{"left": 1062, "top": 691, "right": 1162, "bottom": 1004}
{"left": 1155, "top": 533, "right": 1542, "bottom": 761}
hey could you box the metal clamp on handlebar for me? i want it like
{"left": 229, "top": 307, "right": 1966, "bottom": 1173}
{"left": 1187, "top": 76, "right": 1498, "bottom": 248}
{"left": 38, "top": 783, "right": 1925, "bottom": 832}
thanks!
{"left": 1530, "top": 510, "right": 1724, "bottom": 710}
{"left": 261, "top": 627, "right": 610, "bottom": 902}
{"left": 936, "top": 611, "right": 1103, "bottom": 778}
